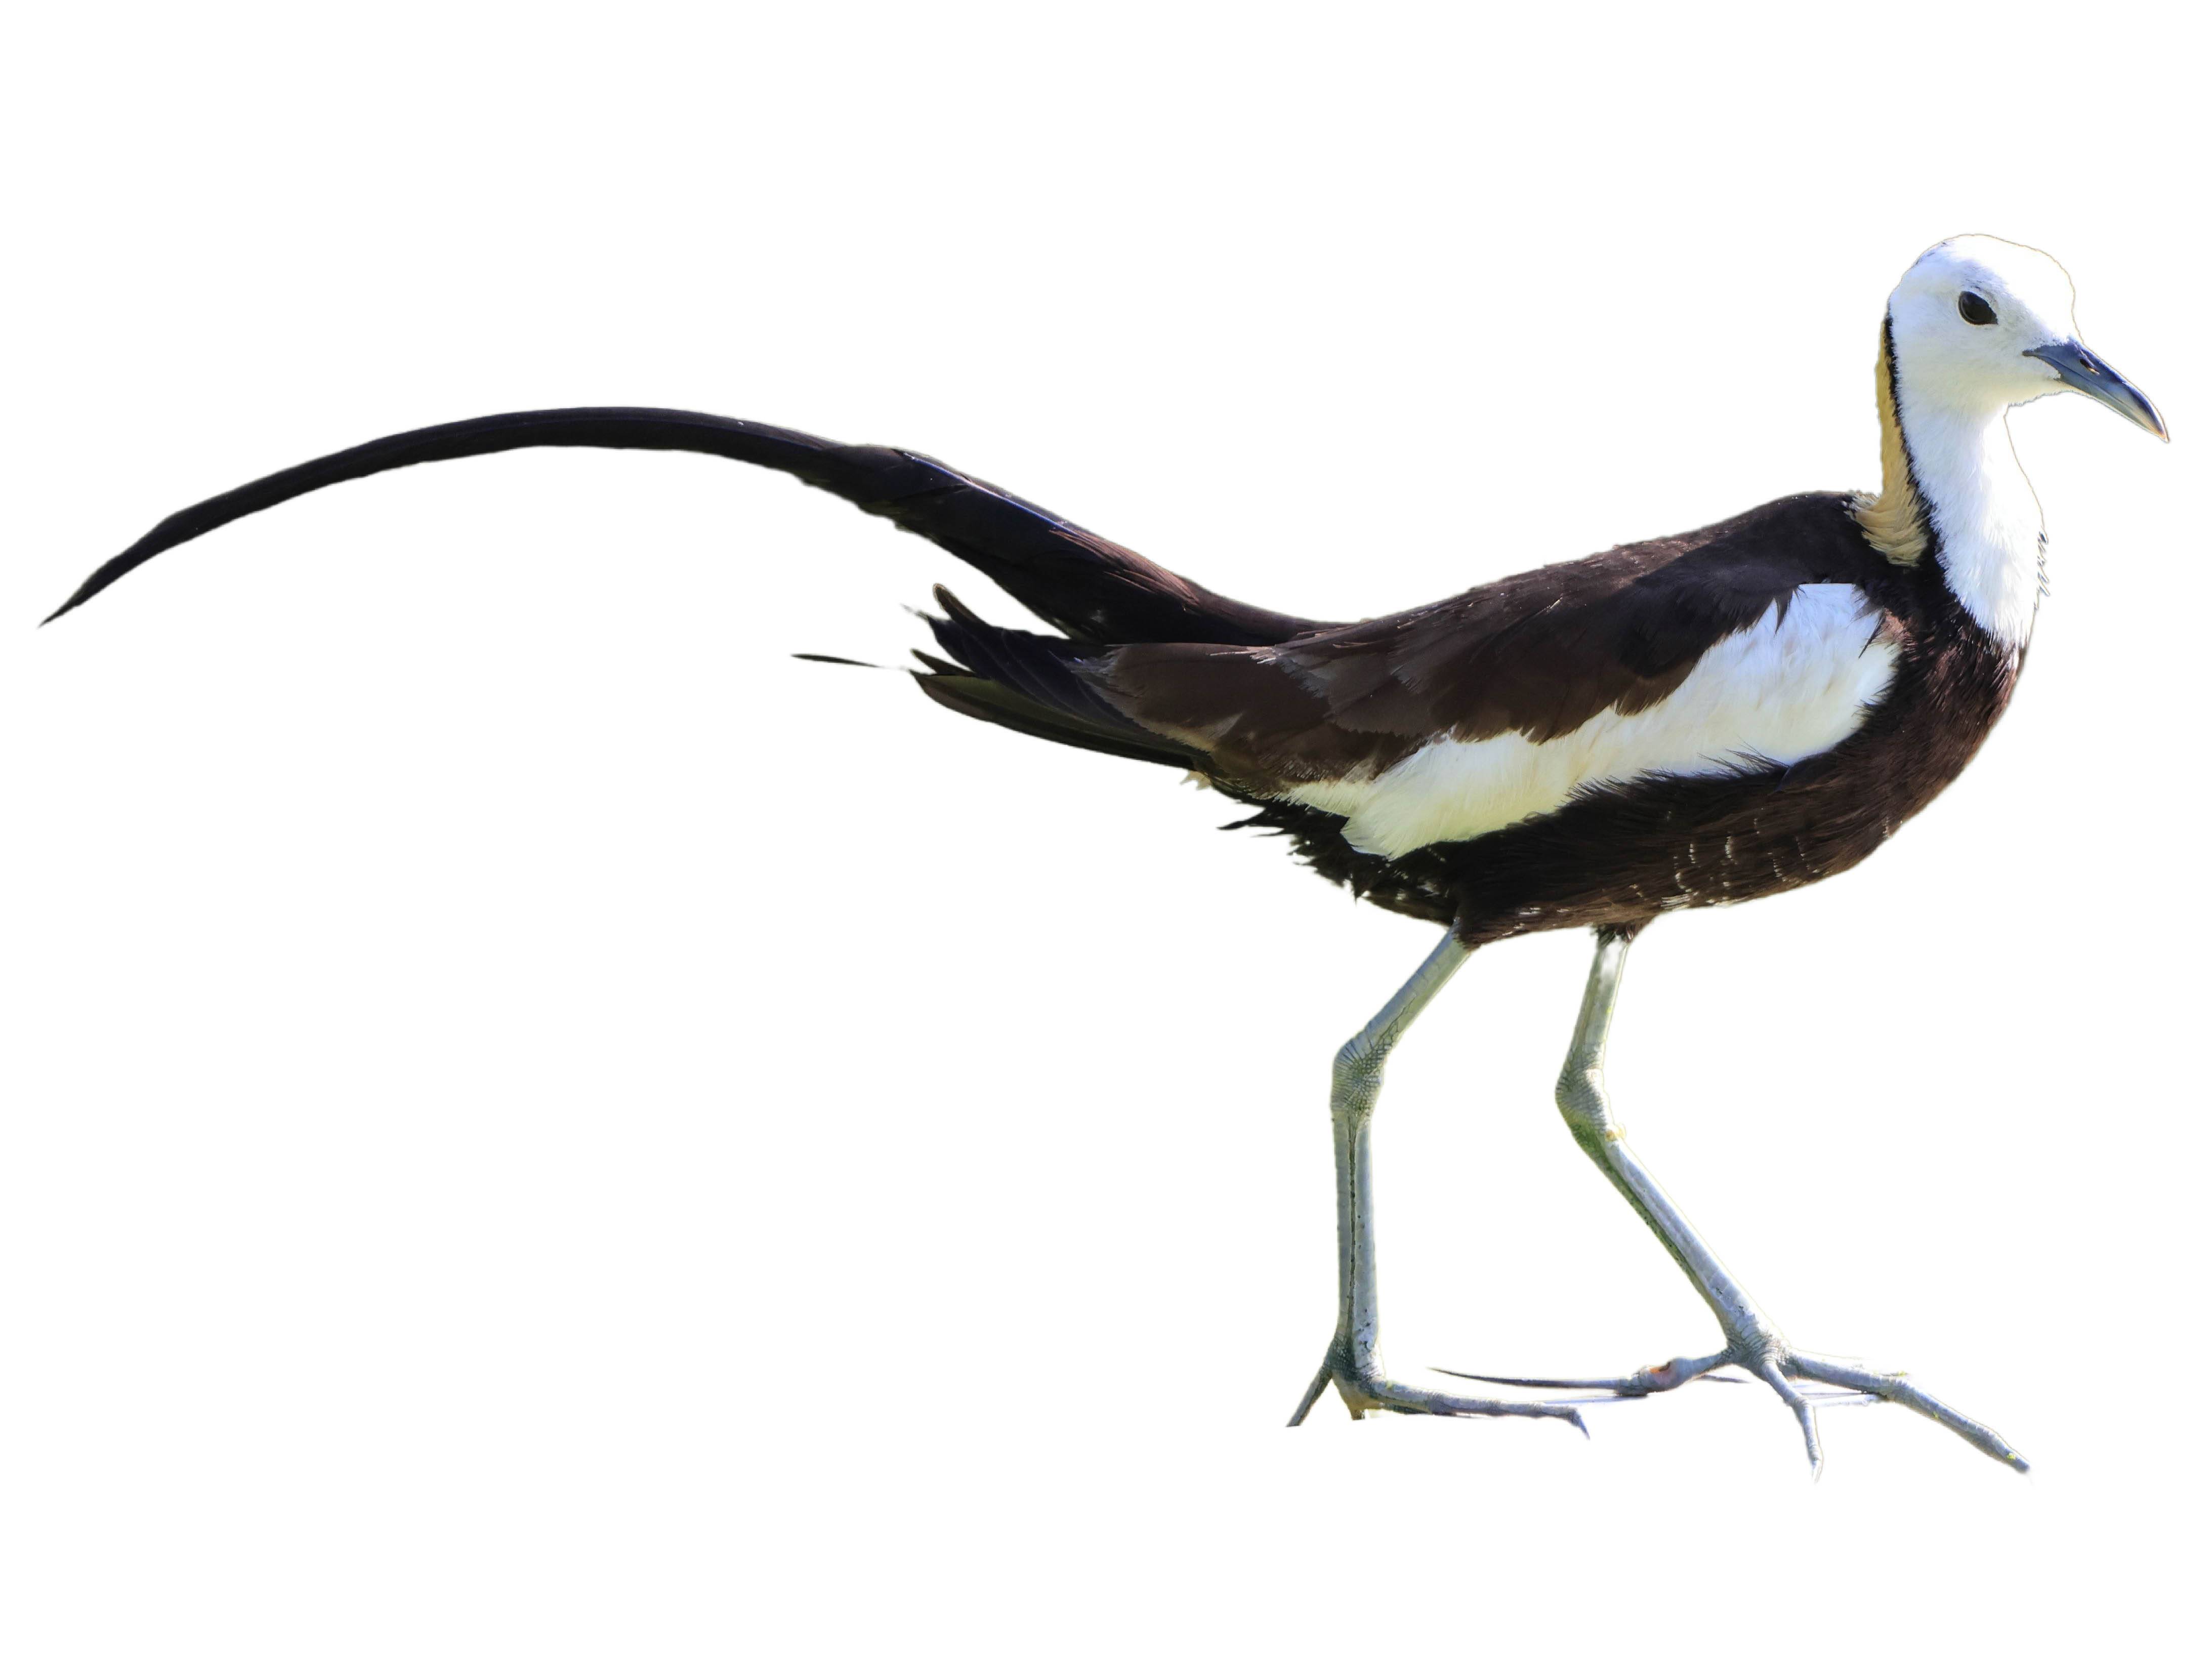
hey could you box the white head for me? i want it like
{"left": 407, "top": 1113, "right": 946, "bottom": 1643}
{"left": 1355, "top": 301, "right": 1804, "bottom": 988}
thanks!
{"left": 1886, "top": 235, "right": 2165, "bottom": 435}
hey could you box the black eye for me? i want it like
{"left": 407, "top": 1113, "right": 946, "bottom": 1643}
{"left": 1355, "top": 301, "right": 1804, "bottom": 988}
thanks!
{"left": 1958, "top": 292, "right": 1998, "bottom": 326}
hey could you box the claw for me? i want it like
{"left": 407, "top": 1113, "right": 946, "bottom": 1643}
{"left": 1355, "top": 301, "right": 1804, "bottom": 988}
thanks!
{"left": 1757, "top": 1358, "right": 1825, "bottom": 1479}
{"left": 1287, "top": 1360, "right": 1334, "bottom": 1428}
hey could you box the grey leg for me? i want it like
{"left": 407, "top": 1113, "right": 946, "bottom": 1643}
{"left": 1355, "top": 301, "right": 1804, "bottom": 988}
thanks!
{"left": 1288, "top": 929, "right": 1583, "bottom": 1433}
{"left": 1452, "top": 926, "right": 2028, "bottom": 1474}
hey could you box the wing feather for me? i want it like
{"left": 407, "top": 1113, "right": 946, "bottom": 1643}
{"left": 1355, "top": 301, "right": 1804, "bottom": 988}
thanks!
{"left": 1093, "top": 494, "right": 1897, "bottom": 854}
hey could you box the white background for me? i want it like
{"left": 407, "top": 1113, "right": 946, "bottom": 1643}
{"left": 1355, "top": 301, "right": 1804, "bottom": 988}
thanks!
{"left": 3, "top": 4, "right": 2202, "bottom": 1653}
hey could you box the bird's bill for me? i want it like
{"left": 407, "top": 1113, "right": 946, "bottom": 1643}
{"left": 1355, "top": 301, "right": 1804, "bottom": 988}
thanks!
{"left": 2026, "top": 340, "right": 2168, "bottom": 440}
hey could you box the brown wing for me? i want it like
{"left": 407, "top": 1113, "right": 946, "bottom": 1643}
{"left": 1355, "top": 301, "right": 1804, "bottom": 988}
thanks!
{"left": 1095, "top": 493, "right": 1885, "bottom": 789}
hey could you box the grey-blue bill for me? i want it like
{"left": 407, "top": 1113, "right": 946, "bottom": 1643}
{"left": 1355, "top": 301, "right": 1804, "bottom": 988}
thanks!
{"left": 2027, "top": 338, "right": 2168, "bottom": 438}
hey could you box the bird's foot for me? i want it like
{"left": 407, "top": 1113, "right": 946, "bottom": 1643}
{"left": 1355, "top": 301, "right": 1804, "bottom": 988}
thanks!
{"left": 1443, "top": 1342, "right": 2028, "bottom": 1476}
{"left": 1288, "top": 1348, "right": 1589, "bottom": 1433}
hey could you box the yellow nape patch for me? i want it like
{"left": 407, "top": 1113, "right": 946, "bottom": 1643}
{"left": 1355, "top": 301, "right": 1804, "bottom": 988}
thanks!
{"left": 1852, "top": 325, "right": 1929, "bottom": 566}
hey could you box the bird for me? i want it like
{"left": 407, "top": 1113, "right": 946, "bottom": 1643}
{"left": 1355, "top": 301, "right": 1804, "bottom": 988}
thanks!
{"left": 47, "top": 234, "right": 2166, "bottom": 1475}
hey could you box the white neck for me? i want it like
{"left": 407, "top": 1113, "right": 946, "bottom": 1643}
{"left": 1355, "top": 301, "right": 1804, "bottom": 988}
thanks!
{"left": 1893, "top": 384, "right": 2046, "bottom": 649}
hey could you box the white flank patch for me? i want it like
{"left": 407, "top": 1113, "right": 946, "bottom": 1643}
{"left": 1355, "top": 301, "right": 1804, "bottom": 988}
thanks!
{"left": 1281, "top": 585, "right": 1897, "bottom": 858}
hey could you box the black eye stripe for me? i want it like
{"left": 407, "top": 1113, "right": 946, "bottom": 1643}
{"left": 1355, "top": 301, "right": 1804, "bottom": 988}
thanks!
{"left": 1958, "top": 292, "right": 1998, "bottom": 326}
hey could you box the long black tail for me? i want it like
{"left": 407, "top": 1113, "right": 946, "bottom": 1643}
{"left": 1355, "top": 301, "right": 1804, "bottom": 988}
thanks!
{"left": 46, "top": 406, "right": 1328, "bottom": 648}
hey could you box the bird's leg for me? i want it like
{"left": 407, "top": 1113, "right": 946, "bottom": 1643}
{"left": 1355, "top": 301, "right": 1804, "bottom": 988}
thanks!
{"left": 1520, "top": 925, "right": 2027, "bottom": 1475}
{"left": 1289, "top": 930, "right": 1584, "bottom": 1433}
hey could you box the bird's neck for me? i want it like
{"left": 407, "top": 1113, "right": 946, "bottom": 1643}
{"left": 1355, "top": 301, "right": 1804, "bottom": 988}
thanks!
{"left": 1857, "top": 324, "right": 2046, "bottom": 651}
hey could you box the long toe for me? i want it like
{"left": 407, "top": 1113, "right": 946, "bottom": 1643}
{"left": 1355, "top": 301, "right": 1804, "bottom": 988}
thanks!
{"left": 1433, "top": 1350, "right": 1734, "bottom": 1397}
{"left": 1291, "top": 1356, "right": 1589, "bottom": 1435}
{"left": 1418, "top": 1341, "right": 2020, "bottom": 1475}
{"left": 1362, "top": 1377, "right": 1589, "bottom": 1433}
{"left": 1784, "top": 1351, "right": 2029, "bottom": 1474}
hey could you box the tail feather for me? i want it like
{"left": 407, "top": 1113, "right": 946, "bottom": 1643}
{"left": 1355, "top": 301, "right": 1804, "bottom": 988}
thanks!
{"left": 924, "top": 586, "right": 1117, "bottom": 724}
{"left": 914, "top": 585, "right": 1191, "bottom": 764}
{"left": 48, "top": 406, "right": 1331, "bottom": 647}
{"left": 49, "top": 402, "right": 1285, "bottom": 783}
{"left": 913, "top": 672, "right": 1202, "bottom": 772}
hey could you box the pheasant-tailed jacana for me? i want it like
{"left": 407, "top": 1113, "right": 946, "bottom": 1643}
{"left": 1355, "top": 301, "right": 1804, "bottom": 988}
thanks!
{"left": 49, "top": 235, "right": 2167, "bottom": 1474}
